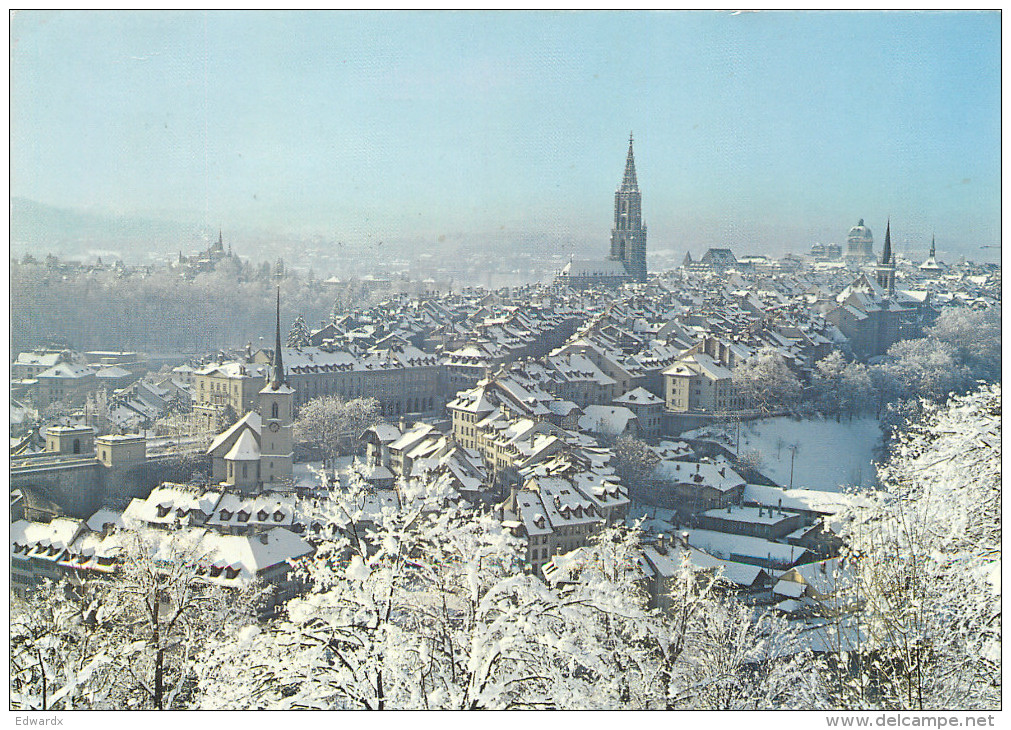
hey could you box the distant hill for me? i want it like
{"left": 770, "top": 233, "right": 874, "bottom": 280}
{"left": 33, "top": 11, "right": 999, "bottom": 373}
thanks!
{"left": 10, "top": 198, "right": 211, "bottom": 262}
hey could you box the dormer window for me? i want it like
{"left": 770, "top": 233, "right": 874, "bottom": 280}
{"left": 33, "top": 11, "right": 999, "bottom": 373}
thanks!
{"left": 237, "top": 511, "right": 250, "bottom": 523}
{"left": 219, "top": 509, "right": 232, "bottom": 521}
{"left": 224, "top": 566, "right": 240, "bottom": 580}
{"left": 156, "top": 505, "right": 171, "bottom": 518}
{"left": 257, "top": 510, "right": 269, "bottom": 521}
{"left": 273, "top": 511, "right": 285, "bottom": 522}
{"left": 209, "top": 565, "right": 224, "bottom": 578}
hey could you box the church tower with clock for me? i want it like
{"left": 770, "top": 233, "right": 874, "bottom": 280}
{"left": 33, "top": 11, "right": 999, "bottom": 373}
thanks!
{"left": 259, "top": 287, "right": 295, "bottom": 486}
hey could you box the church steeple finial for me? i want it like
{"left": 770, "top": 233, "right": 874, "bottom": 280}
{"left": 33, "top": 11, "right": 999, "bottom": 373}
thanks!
{"left": 621, "top": 132, "right": 638, "bottom": 191}
{"left": 929, "top": 233, "right": 936, "bottom": 259}
{"left": 271, "top": 286, "right": 285, "bottom": 389}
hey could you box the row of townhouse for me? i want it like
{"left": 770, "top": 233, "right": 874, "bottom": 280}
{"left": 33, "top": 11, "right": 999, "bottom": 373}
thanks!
{"left": 9, "top": 484, "right": 315, "bottom": 615}
{"left": 192, "top": 339, "right": 442, "bottom": 428}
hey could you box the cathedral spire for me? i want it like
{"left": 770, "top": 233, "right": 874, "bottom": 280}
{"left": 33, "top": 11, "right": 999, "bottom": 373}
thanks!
{"left": 621, "top": 132, "right": 638, "bottom": 191}
{"left": 271, "top": 286, "right": 285, "bottom": 389}
{"left": 929, "top": 233, "right": 936, "bottom": 259}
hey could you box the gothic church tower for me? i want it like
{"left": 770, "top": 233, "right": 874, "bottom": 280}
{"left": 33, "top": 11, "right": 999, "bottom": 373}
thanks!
{"left": 609, "top": 133, "right": 648, "bottom": 283}
{"left": 876, "top": 218, "right": 896, "bottom": 294}
{"left": 259, "top": 287, "right": 295, "bottom": 486}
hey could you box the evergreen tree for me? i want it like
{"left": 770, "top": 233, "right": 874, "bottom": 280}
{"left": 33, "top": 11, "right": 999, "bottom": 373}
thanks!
{"left": 287, "top": 314, "right": 311, "bottom": 348}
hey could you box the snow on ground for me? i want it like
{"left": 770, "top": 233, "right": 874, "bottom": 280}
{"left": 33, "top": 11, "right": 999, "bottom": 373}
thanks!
{"left": 687, "top": 416, "right": 883, "bottom": 492}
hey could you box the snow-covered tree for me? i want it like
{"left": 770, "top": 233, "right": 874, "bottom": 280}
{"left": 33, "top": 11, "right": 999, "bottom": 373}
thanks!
{"left": 194, "top": 474, "right": 587, "bottom": 709}
{"left": 674, "top": 589, "right": 825, "bottom": 709}
{"left": 813, "top": 352, "right": 876, "bottom": 420}
{"left": 215, "top": 404, "right": 239, "bottom": 433}
{"left": 93, "top": 529, "right": 259, "bottom": 710}
{"left": 833, "top": 384, "right": 1001, "bottom": 709}
{"left": 926, "top": 306, "right": 1001, "bottom": 383}
{"left": 11, "top": 529, "right": 258, "bottom": 710}
{"left": 732, "top": 347, "right": 802, "bottom": 415}
{"left": 287, "top": 314, "right": 311, "bottom": 348}
{"left": 875, "top": 338, "right": 972, "bottom": 404}
{"left": 609, "top": 435, "right": 660, "bottom": 500}
{"left": 293, "top": 395, "right": 380, "bottom": 467}
{"left": 11, "top": 580, "right": 115, "bottom": 709}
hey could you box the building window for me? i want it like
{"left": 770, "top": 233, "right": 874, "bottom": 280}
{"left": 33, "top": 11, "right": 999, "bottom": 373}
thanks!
{"left": 271, "top": 402, "right": 279, "bottom": 419}
{"left": 73, "top": 439, "right": 80, "bottom": 454}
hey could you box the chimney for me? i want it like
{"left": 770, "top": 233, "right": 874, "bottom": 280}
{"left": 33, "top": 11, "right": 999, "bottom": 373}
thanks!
{"left": 259, "top": 532, "right": 269, "bottom": 545}
{"left": 778, "top": 498, "right": 783, "bottom": 515}
{"left": 820, "top": 561, "right": 827, "bottom": 574}
{"left": 657, "top": 534, "right": 666, "bottom": 554}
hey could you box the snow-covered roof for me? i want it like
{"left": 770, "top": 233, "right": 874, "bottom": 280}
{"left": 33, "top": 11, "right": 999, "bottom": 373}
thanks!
{"left": 36, "top": 362, "right": 95, "bottom": 379}
{"left": 86, "top": 508, "right": 127, "bottom": 532}
{"left": 612, "top": 387, "right": 663, "bottom": 406}
{"left": 208, "top": 411, "right": 262, "bottom": 454}
{"left": 742, "top": 483, "right": 870, "bottom": 516}
{"left": 651, "top": 460, "right": 744, "bottom": 493}
{"left": 225, "top": 429, "right": 260, "bottom": 461}
{"left": 641, "top": 544, "right": 767, "bottom": 588}
{"left": 205, "top": 492, "right": 297, "bottom": 528}
{"left": 682, "top": 527, "right": 802, "bottom": 567}
{"left": 389, "top": 423, "right": 436, "bottom": 452}
{"left": 197, "top": 528, "right": 313, "bottom": 586}
{"left": 702, "top": 505, "right": 796, "bottom": 526}
{"left": 578, "top": 405, "right": 638, "bottom": 436}
{"left": 14, "top": 352, "right": 64, "bottom": 368}
{"left": 123, "top": 486, "right": 224, "bottom": 526}
{"left": 195, "top": 361, "right": 269, "bottom": 379}
{"left": 773, "top": 579, "right": 807, "bottom": 598}
{"left": 559, "top": 258, "right": 630, "bottom": 278}
{"left": 96, "top": 365, "right": 132, "bottom": 378}
{"left": 367, "top": 423, "right": 403, "bottom": 444}
{"left": 11, "top": 518, "right": 84, "bottom": 555}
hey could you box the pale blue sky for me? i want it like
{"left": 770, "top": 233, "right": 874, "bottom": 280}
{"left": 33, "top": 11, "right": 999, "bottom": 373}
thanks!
{"left": 11, "top": 11, "right": 1001, "bottom": 257}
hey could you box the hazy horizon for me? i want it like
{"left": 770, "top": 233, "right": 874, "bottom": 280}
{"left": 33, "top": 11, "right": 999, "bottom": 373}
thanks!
{"left": 11, "top": 11, "right": 1001, "bottom": 265}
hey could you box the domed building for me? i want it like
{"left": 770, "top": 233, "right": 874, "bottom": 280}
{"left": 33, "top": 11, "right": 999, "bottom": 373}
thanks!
{"left": 844, "top": 219, "right": 875, "bottom": 262}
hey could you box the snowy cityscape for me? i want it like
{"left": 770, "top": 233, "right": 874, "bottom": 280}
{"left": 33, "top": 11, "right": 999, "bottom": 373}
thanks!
{"left": 9, "top": 10, "right": 1000, "bottom": 719}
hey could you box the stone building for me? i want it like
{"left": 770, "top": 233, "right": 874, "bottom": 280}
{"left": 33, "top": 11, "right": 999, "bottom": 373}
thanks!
{"left": 206, "top": 289, "right": 295, "bottom": 492}
{"left": 844, "top": 219, "right": 875, "bottom": 262}
{"left": 193, "top": 361, "right": 270, "bottom": 429}
{"left": 556, "top": 134, "right": 647, "bottom": 288}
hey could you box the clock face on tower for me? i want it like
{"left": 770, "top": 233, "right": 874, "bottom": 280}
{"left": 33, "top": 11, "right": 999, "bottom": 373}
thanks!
{"left": 269, "top": 422, "right": 280, "bottom": 432}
